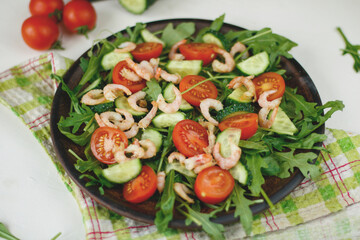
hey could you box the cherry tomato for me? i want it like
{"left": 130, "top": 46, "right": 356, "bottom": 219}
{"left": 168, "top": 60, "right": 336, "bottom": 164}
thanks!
{"left": 172, "top": 120, "right": 209, "bottom": 157}
{"left": 131, "top": 42, "right": 163, "bottom": 62}
{"left": 62, "top": 0, "right": 96, "bottom": 34}
{"left": 123, "top": 165, "right": 157, "bottom": 203}
{"left": 253, "top": 72, "right": 286, "bottom": 101}
{"left": 21, "top": 15, "right": 59, "bottom": 50}
{"left": 218, "top": 113, "right": 258, "bottom": 140}
{"left": 112, "top": 60, "right": 147, "bottom": 93}
{"left": 29, "top": 0, "right": 64, "bottom": 18}
{"left": 179, "top": 75, "right": 218, "bottom": 107}
{"left": 179, "top": 43, "right": 217, "bottom": 65}
{"left": 90, "top": 127, "right": 128, "bottom": 164}
{"left": 194, "top": 166, "right": 234, "bottom": 204}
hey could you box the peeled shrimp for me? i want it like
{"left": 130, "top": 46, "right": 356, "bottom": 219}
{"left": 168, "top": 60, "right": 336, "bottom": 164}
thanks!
{"left": 154, "top": 67, "right": 162, "bottom": 80}
{"left": 199, "top": 120, "right": 216, "bottom": 154}
{"left": 258, "top": 90, "right": 282, "bottom": 109}
{"left": 199, "top": 98, "right": 223, "bottom": 126}
{"left": 120, "top": 68, "right": 142, "bottom": 82}
{"left": 103, "top": 84, "right": 132, "bottom": 102}
{"left": 159, "top": 69, "right": 182, "bottom": 84}
{"left": 213, "top": 141, "right": 241, "bottom": 170}
{"left": 228, "top": 76, "right": 256, "bottom": 102}
{"left": 114, "top": 108, "right": 135, "bottom": 131}
{"left": 138, "top": 101, "right": 158, "bottom": 129}
{"left": 259, "top": 106, "right": 279, "bottom": 129}
{"left": 114, "top": 41, "right": 136, "bottom": 53}
{"left": 157, "top": 171, "right": 166, "bottom": 193}
{"left": 212, "top": 47, "right": 235, "bottom": 73}
{"left": 95, "top": 113, "right": 106, "bottom": 127}
{"left": 174, "top": 183, "right": 194, "bottom": 204}
{"left": 194, "top": 161, "right": 215, "bottom": 174}
{"left": 169, "top": 39, "right": 186, "bottom": 60}
{"left": 139, "top": 60, "right": 155, "bottom": 76}
{"left": 230, "top": 41, "right": 249, "bottom": 59}
{"left": 81, "top": 89, "right": 107, "bottom": 105}
{"left": 168, "top": 152, "right": 186, "bottom": 164}
{"left": 149, "top": 58, "right": 160, "bottom": 72}
{"left": 113, "top": 142, "right": 144, "bottom": 163}
{"left": 99, "top": 111, "right": 123, "bottom": 129}
{"left": 139, "top": 139, "right": 157, "bottom": 159}
{"left": 125, "top": 58, "right": 153, "bottom": 81}
{"left": 123, "top": 123, "right": 139, "bottom": 139}
{"left": 184, "top": 154, "right": 213, "bottom": 172}
{"left": 127, "top": 91, "right": 148, "bottom": 112}
{"left": 157, "top": 86, "right": 182, "bottom": 113}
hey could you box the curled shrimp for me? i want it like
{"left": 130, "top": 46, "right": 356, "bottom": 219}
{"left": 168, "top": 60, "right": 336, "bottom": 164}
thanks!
{"left": 213, "top": 141, "right": 242, "bottom": 170}
{"left": 139, "top": 139, "right": 157, "bottom": 159}
{"left": 114, "top": 108, "right": 135, "bottom": 131}
{"left": 99, "top": 111, "right": 123, "bottom": 129}
{"left": 123, "top": 123, "right": 139, "bottom": 139}
{"left": 113, "top": 142, "right": 144, "bottom": 163}
{"left": 95, "top": 113, "right": 106, "bottom": 127}
{"left": 184, "top": 154, "right": 213, "bottom": 172}
{"left": 259, "top": 106, "right": 279, "bottom": 129}
{"left": 258, "top": 90, "right": 282, "bottom": 109}
{"left": 169, "top": 39, "right": 186, "bottom": 60}
{"left": 212, "top": 47, "right": 235, "bottom": 73}
{"left": 120, "top": 68, "right": 142, "bottom": 82}
{"left": 174, "top": 183, "right": 194, "bottom": 204}
{"left": 194, "top": 161, "right": 215, "bottom": 174}
{"left": 199, "top": 120, "right": 216, "bottom": 154}
{"left": 230, "top": 41, "right": 249, "bottom": 59}
{"left": 114, "top": 41, "right": 136, "bottom": 53}
{"left": 157, "top": 171, "right": 166, "bottom": 193}
{"left": 139, "top": 60, "right": 155, "bottom": 76}
{"left": 127, "top": 91, "right": 148, "bottom": 112}
{"left": 154, "top": 67, "right": 162, "bottom": 80}
{"left": 103, "top": 84, "right": 132, "bottom": 102}
{"left": 168, "top": 152, "right": 186, "bottom": 164}
{"left": 157, "top": 86, "right": 182, "bottom": 113}
{"left": 138, "top": 101, "right": 158, "bottom": 129}
{"left": 81, "top": 89, "right": 107, "bottom": 105}
{"left": 228, "top": 76, "right": 256, "bottom": 102}
{"left": 125, "top": 58, "right": 153, "bottom": 81}
{"left": 159, "top": 69, "right": 182, "bottom": 84}
{"left": 150, "top": 58, "right": 160, "bottom": 72}
{"left": 199, "top": 98, "right": 223, "bottom": 126}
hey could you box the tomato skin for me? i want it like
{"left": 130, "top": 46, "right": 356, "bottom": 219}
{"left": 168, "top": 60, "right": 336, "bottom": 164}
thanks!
{"left": 29, "top": 0, "right": 64, "bottom": 17}
{"left": 112, "top": 60, "right": 147, "bottom": 93}
{"left": 21, "top": 16, "right": 59, "bottom": 50}
{"left": 179, "top": 43, "right": 217, "bottom": 65}
{"left": 218, "top": 113, "right": 258, "bottom": 140}
{"left": 123, "top": 166, "right": 157, "bottom": 203}
{"left": 62, "top": 0, "right": 96, "bottom": 33}
{"left": 179, "top": 75, "right": 218, "bottom": 107}
{"left": 131, "top": 42, "right": 163, "bottom": 62}
{"left": 194, "top": 166, "right": 234, "bottom": 204}
{"left": 253, "top": 72, "right": 286, "bottom": 101}
{"left": 90, "top": 127, "right": 128, "bottom": 164}
{"left": 173, "top": 120, "right": 209, "bottom": 157}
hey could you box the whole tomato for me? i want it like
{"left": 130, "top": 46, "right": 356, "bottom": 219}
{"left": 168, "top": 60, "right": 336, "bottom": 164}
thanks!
{"left": 29, "top": 0, "right": 64, "bottom": 21}
{"left": 21, "top": 15, "right": 60, "bottom": 50}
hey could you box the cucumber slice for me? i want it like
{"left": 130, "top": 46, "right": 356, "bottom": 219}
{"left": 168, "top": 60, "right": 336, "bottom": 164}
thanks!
{"left": 165, "top": 162, "right": 196, "bottom": 178}
{"left": 118, "top": 0, "right": 156, "bottom": 14}
{"left": 270, "top": 107, "right": 298, "bottom": 135}
{"left": 166, "top": 60, "right": 202, "bottom": 77}
{"left": 216, "top": 103, "right": 255, "bottom": 122}
{"left": 140, "top": 29, "right": 165, "bottom": 45}
{"left": 202, "top": 30, "right": 229, "bottom": 50}
{"left": 114, "top": 95, "right": 146, "bottom": 117}
{"left": 102, "top": 158, "right": 142, "bottom": 183}
{"left": 101, "top": 52, "right": 132, "bottom": 71}
{"left": 226, "top": 86, "right": 253, "bottom": 105}
{"left": 237, "top": 51, "right": 270, "bottom": 76}
{"left": 152, "top": 112, "right": 186, "bottom": 128}
{"left": 163, "top": 83, "right": 193, "bottom": 111}
{"left": 230, "top": 162, "right": 249, "bottom": 185}
{"left": 141, "top": 129, "right": 162, "bottom": 152}
{"left": 89, "top": 101, "right": 114, "bottom": 114}
{"left": 216, "top": 128, "right": 241, "bottom": 158}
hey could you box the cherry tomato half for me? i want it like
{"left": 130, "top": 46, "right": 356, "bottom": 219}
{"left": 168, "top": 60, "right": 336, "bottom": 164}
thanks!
{"left": 21, "top": 15, "right": 59, "bottom": 50}
{"left": 90, "top": 127, "right": 128, "bottom": 164}
{"left": 179, "top": 75, "right": 218, "bottom": 107}
{"left": 123, "top": 165, "right": 157, "bottom": 203}
{"left": 173, "top": 119, "right": 209, "bottom": 157}
{"left": 112, "top": 60, "right": 147, "bottom": 93}
{"left": 131, "top": 42, "right": 163, "bottom": 62}
{"left": 179, "top": 43, "right": 217, "bottom": 65}
{"left": 218, "top": 113, "right": 258, "bottom": 140}
{"left": 194, "top": 166, "right": 235, "bottom": 204}
{"left": 253, "top": 72, "right": 286, "bottom": 101}
{"left": 29, "top": 0, "right": 64, "bottom": 18}
{"left": 62, "top": 0, "right": 96, "bottom": 34}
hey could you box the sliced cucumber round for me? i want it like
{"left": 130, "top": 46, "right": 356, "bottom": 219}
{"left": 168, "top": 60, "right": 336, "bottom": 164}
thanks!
{"left": 237, "top": 51, "right": 270, "bottom": 76}
{"left": 140, "top": 29, "right": 165, "bottom": 46}
{"left": 141, "top": 129, "right": 162, "bottom": 152}
{"left": 165, "top": 162, "right": 196, "bottom": 178}
{"left": 118, "top": 0, "right": 156, "bottom": 14}
{"left": 166, "top": 60, "right": 202, "bottom": 78}
{"left": 152, "top": 112, "right": 186, "bottom": 128}
{"left": 114, "top": 95, "right": 146, "bottom": 117}
{"left": 163, "top": 83, "right": 193, "bottom": 111}
{"left": 230, "top": 162, "right": 249, "bottom": 185}
{"left": 102, "top": 158, "right": 142, "bottom": 184}
{"left": 101, "top": 52, "right": 132, "bottom": 71}
{"left": 202, "top": 30, "right": 229, "bottom": 50}
{"left": 270, "top": 107, "right": 297, "bottom": 135}
{"left": 215, "top": 128, "right": 241, "bottom": 158}
{"left": 226, "top": 86, "right": 253, "bottom": 105}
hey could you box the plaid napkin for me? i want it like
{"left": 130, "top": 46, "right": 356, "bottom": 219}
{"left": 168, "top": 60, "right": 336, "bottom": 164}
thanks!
{"left": 1, "top": 53, "right": 360, "bottom": 240}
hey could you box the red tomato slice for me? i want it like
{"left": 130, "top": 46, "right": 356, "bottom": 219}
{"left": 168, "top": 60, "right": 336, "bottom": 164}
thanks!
{"left": 173, "top": 120, "right": 209, "bottom": 157}
{"left": 179, "top": 75, "right": 218, "bottom": 107}
{"left": 253, "top": 72, "right": 286, "bottom": 101}
{"left": 179, "top": 43, "right": 217, "bottom": 65}
{"left": 218, "top": 113, "right": 258, "bottom": 140}
{"left": 123, "top": 165, "right": 157, "bottom": 203}
{"left": 112, "top": 60, "right": 146, "bottom": 93}
{"left": 90, "top": 127, "right": 128, "bottom": 164}
{"left": 131, "top": 42, "right": 163, "bottom": 62}
{"left": 194, "top": 166, "right": 234, "bottom": 204}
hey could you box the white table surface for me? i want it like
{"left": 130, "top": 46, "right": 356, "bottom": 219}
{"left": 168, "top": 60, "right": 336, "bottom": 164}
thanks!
{"left": 0, "top": 0, "right": 359, "bottom": 239}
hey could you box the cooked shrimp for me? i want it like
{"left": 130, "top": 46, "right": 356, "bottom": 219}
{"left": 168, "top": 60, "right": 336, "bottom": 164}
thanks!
{"left": 228, "top": 76, "right": 256, "bottom": 101}
{"left": 157, "top": 171, "right": 166, "bottom": 193}
{"left": 114, "top": 41, "right": 137, "bottom": 53}
{"left": 139, "top": 60, "right": 155, "bottom": 75}
{"left": 184, "top": 154, "right": 213, "bottom": 171}
{"left": 160, "top": 69, "right": 182, "bottom": 84}
{"left": 168, "top": 152, "right": 186, "bottom": 164}
{"left": 114, "top": 108, "right": 135, "bottom": 131}
{"left": 139, "top": 139, "right": 157, "bottom": 159}
{"left": 99, "top": 111, "right": 123, "bottom": 129}
{"left": 138, "top": 101, "right": 158, "bottom": 129}
{"left": 126, "top": 142, "right": 145, "bottom": 159}
{"left": 149, "top": 58, "right": 160, "bottom": 72}
{"left": 113, "top": 142, "right": 144, "bottom": 163}
{"left": 125, "top": 58, "right": 153, "bottom": 81}
{"left": 259, "top": 106, "right": 279, "bottom": 129}
{"left": 157, "top": 86, "right": 182, "bottom": 113}
{"left": 154, "top": 67, "right": 162, "bottom": 80}
{"left": 258, "top": 90, "right": 282, "bottom": 109}
{"left": 123, "top": 123, "right": 139, "bottom": 139}
{"left": 174, "top": 183, "right": 194, "bottom": 204}
{"left": 81, "top": 89, "right": 107, "bottom": 105}
{"left": 199, "top": 98, "right": 223, "bottom": 126}
{"left": 94, "top": 113, "right": 106, "bottom": 127}
{"left": 169, "top": 39, "right": 186, "bottom": 60}
{"left": 230, "top": 41, "right": 249, "bottom": 59}
{"left": 194, "top": 161, "right": 215, "bottom": 174}
{"left": 199, "top": 120, "right": 216, "bottom": 154}
{"left": 120, "top": 68, "right": 142, "bottom": 82}
{"left": 127, "top": 91, "right": 148, "bottom": 112}
{"left": 213, "top": 141, "right": 241, "bottom": 170}
{"left": 212, "top": 47, "right": 235, "bottom": 73}
{"left": 103, "top": 84, "right": 132, "bottom": 102}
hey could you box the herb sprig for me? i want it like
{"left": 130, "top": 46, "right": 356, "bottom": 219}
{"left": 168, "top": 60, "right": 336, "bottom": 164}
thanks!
{"left": 337, "top": 27, "right": 360, "bottom": 72}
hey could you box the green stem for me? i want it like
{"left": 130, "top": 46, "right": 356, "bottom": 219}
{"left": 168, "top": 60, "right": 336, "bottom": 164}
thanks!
{"left": 260, "top": 188, "right": 274, "bottom": 209}
{"left": 181, "top": 75, "right": 237, "bottom": 95}
{"left": 241, "top": 29, "right": 272, "bottom": 43}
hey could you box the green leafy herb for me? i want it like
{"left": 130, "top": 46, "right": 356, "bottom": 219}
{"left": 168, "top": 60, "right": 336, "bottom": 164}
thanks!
{"left": 232, "top": 184, "right": 254, "bottom": 235}
{"left": 72, "top": 144, "right": 100, "bottom": 173}
{"left": 127, "top": 22, "right": 146, "bottom": 43}
{"left": 246, "top": 154, "right": 267, "bottom": 196}
{"left": 58, "top": 107, "right": 94, "bottom": 133}
{"left": 144, "top": 79, "right": 162, "bottom": 102}
{"left": 79, "top": 57, "right": 89, "bottom": 72}
{"left": 0, "top": 223, "right": 19, "bottom": 240}
{"left": 80, "top": 167, "right": 114, "bottom": 195}
{"left": 161, "top": 22, "right": 195, "bottom": 47}
{"left": 157, "top": 126, "right": 175, "bottom": 172}
{"left": 58, "top": 118, "right": 97, "bottom": 146}
{"left": 337, "top": 27, "right": 360, "bottom": 72}
{"left": 194, "top": 14, "right": 225, "bottom": 42}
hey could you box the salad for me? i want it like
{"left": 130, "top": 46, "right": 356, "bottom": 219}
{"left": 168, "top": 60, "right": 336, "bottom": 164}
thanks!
{"left": 54, "top": 15, "right": 344, "bottom": 239}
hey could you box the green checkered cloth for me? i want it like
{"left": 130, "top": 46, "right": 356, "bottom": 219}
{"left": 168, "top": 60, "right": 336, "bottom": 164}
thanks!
{"left": 1, "top": 53, "right": 359, "bottom": 240}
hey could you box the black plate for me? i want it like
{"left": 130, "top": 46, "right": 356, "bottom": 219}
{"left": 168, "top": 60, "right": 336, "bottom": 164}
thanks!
{"left": 50, "top": 18, "right": 324, "bottom": 229}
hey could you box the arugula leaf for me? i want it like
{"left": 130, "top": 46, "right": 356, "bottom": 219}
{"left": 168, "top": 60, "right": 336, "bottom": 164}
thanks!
{"left": 58, "top": 107, "right": 94, "bottom": 133}
{"left": 73, "top": 144, "right": 100, "bottom": 173}
{"left": 157, "top": 126, "right": 175, "bottom": 172}
{"left": 58, "top": 118, "right": 97, "bottom": 146}
{"left": 232, "top": 184, "right": 254, "bottom": 235}
{"left": 144, "top": 79, "right": 162, "bottom": 102}
{"left": 210, "top": 14, "right": 225, "bottom": 31}
{"left": 337, "top": 27, "right": 360, "bottom": 72}
{"left": 161, "top": 22, "right": 195, "bottom": 47}
{"left": 0, "top": 223, "right": 19, "bottom": 240}
{"left": 283, "top": 133, "right": 327, "bottom": 150}
{"left": 127, "top": 22, "right": 146, "bottom": 43}
{"left": 246, "top": 154, "right": 267, "bottom": 196}
{"left": 239, "top": 139, "right": 268, "bottom": 152}
{"left": 79, "top": 57, "right": 89, "bottom": 72}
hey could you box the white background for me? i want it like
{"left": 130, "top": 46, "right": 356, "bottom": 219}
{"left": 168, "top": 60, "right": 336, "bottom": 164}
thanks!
{"left": 0, "top": 0, "right": 359, "bottom": 239}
